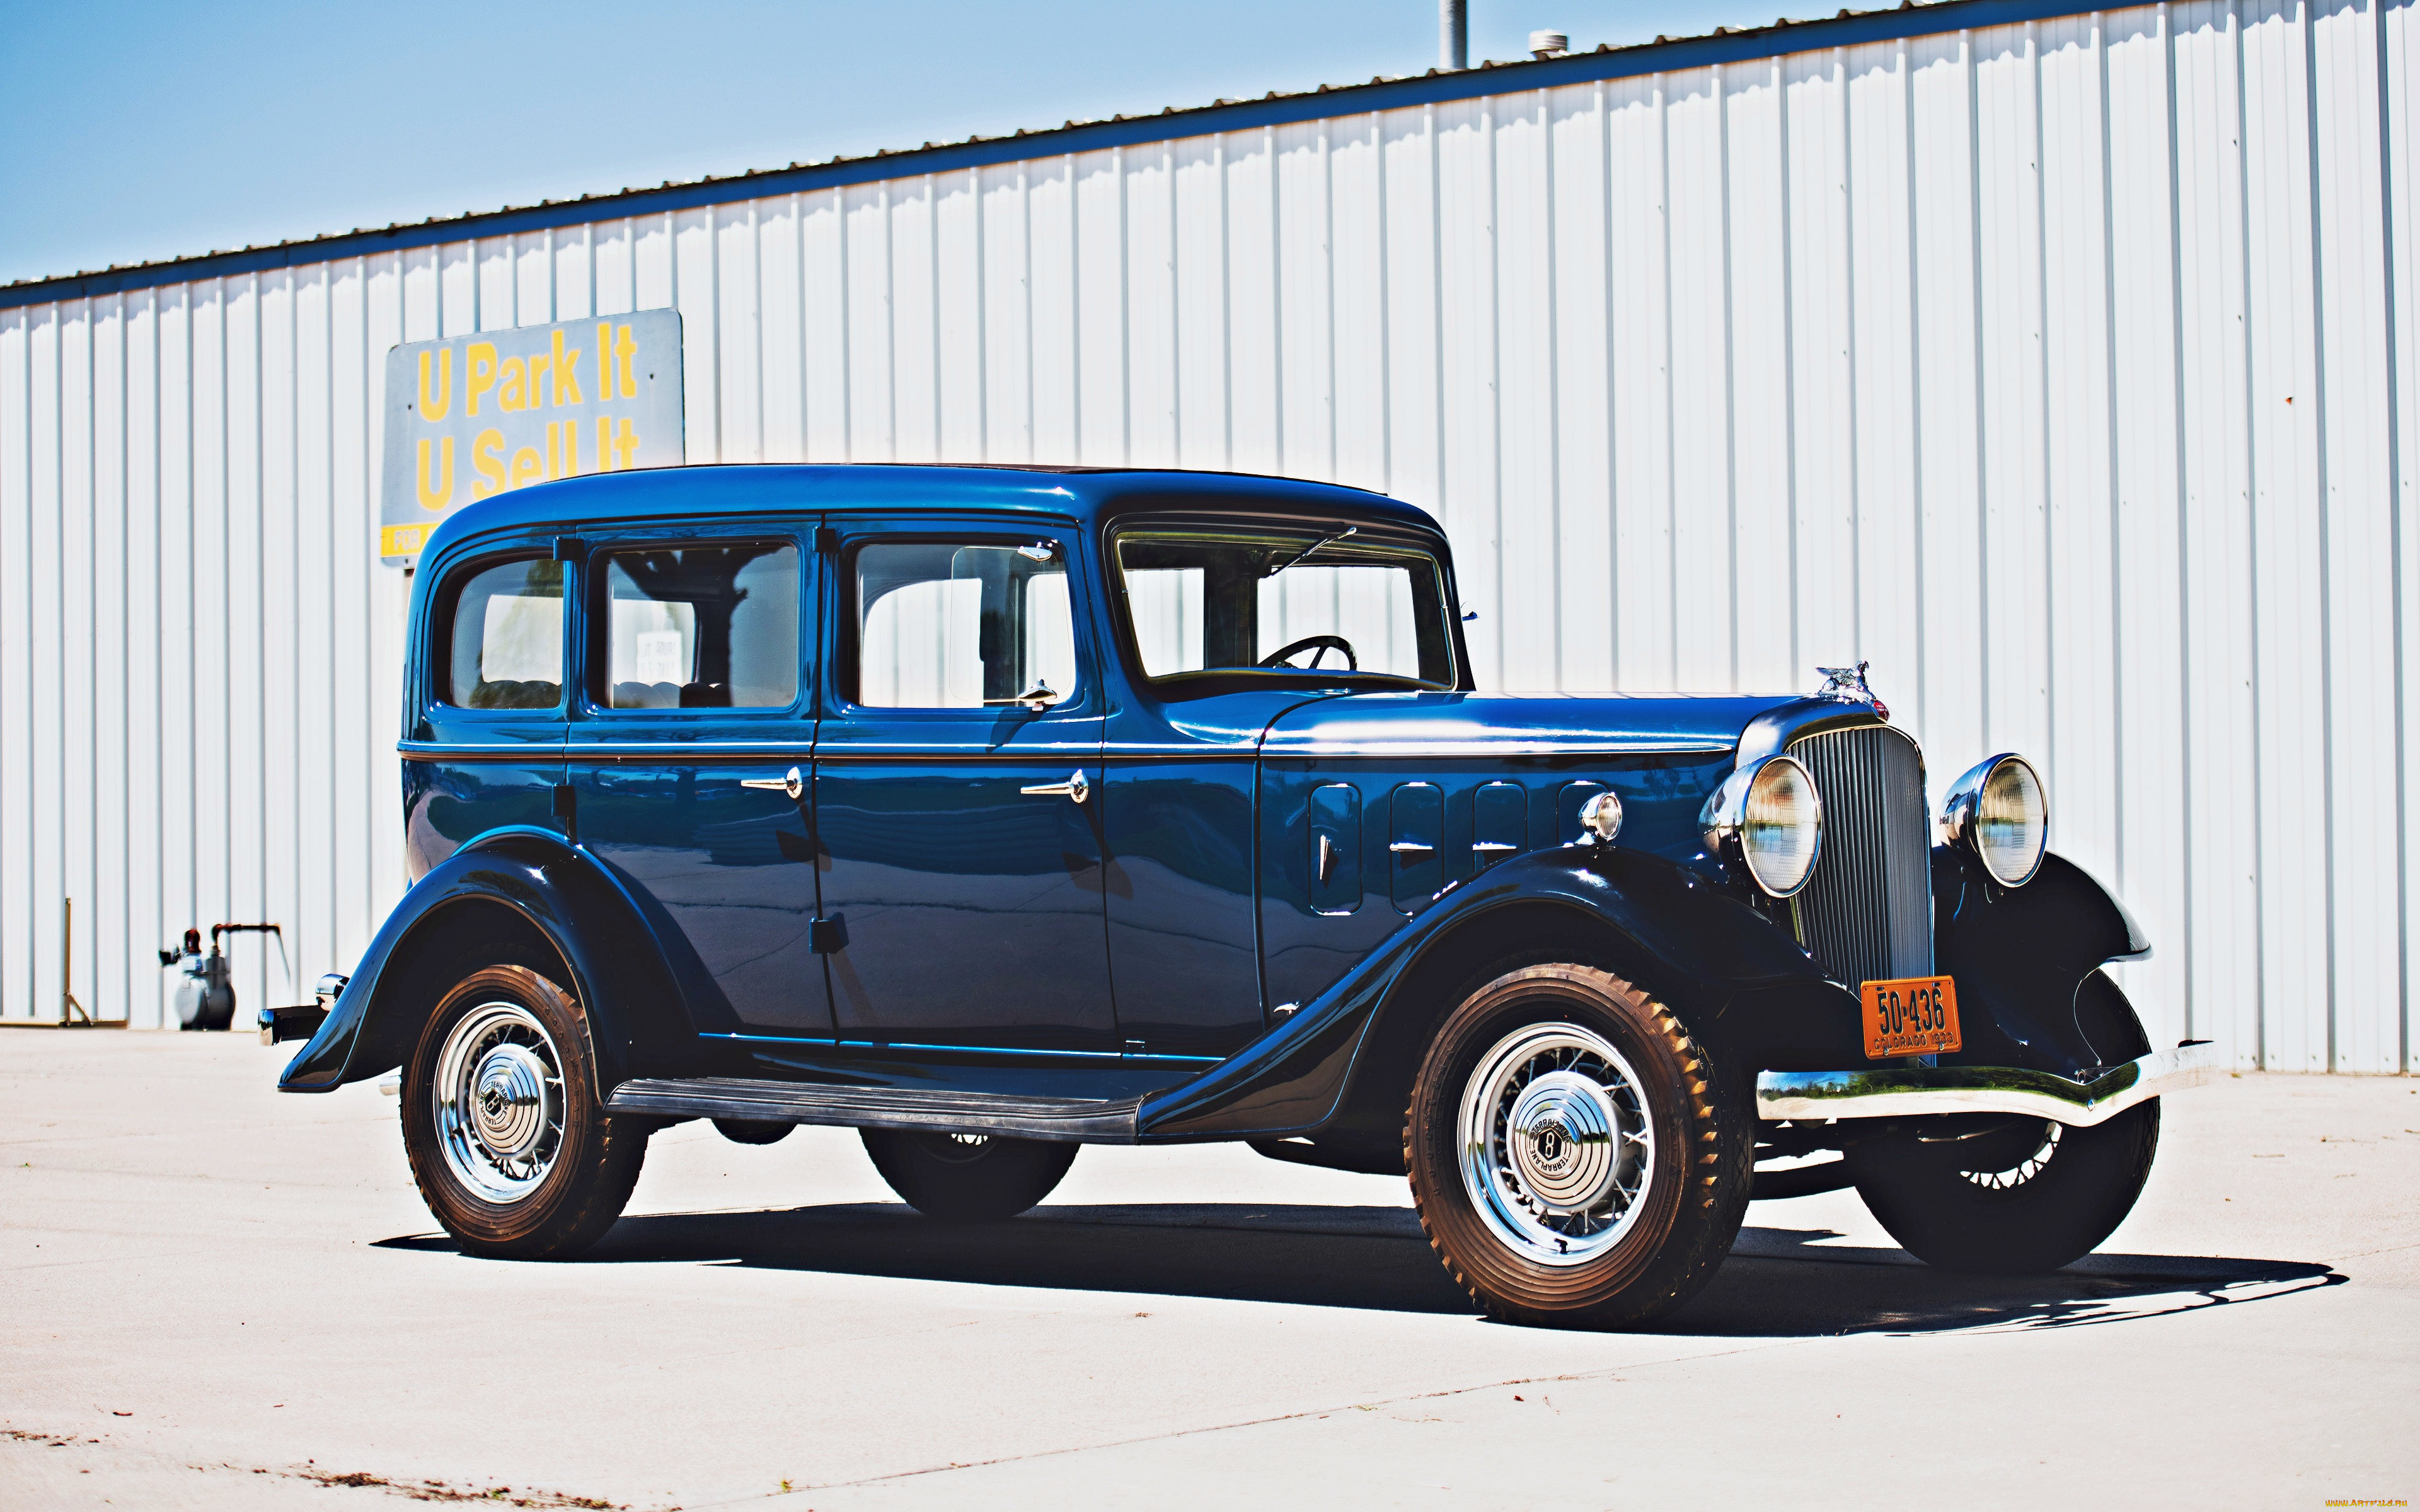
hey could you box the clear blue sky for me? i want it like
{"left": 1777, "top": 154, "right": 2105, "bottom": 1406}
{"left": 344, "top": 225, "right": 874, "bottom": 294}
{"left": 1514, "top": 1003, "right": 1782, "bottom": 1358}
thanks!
{"left": 1, "top": 0, "right": 1802, "bottom": 287}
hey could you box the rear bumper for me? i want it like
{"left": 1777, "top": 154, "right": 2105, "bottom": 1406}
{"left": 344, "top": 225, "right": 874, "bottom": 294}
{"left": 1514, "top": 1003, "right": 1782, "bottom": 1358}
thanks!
{"left": 257, "top": 1004, "right": 329, "bottom": 1046}
{"left": 1755, "top": 1040, "right": 2220, "bottom": 1128}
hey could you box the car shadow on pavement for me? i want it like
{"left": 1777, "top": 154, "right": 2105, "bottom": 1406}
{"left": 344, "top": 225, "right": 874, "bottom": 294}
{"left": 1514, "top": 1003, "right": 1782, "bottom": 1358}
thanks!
{"left": 378, "top": 1203, "right": 2341, "bottom": 1337}
{"left": 1676, "top": 1225, "right": 2342, "bottom": 1336}
{"left": 389, "top": 1202, "right": 1477, "bottom": 1314}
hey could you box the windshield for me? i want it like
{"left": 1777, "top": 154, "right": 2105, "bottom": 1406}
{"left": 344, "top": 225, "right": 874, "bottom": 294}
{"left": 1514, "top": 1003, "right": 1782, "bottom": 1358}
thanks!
{"left": 1112, "top": 525, "right": 1457, "bottom": 689}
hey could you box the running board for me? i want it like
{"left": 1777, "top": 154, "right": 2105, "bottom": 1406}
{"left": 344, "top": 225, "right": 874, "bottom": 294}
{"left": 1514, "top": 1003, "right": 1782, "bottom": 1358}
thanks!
{"left": 604, "top": 1076, "right": 1143, "bottom": 1143}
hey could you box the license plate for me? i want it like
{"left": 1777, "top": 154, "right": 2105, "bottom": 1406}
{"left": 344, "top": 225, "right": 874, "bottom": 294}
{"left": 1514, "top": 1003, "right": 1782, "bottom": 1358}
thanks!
{"left": 1861, "top": 975, "right": 1961, "bottom": 1058}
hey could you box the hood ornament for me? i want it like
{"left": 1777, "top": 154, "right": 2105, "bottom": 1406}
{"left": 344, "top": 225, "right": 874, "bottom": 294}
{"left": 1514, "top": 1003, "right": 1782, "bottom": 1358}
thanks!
{"left": 1814, "top": 662, "right": 1888, "bottom": 722}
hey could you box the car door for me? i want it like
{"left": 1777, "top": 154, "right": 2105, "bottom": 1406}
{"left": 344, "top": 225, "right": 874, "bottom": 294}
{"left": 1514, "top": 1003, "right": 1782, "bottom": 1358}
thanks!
{"left": 812, "top": 518, "right": 1116, "bottom": 1053}
{"left": 566, "top": 527, "right": 831, "bottom": 1040}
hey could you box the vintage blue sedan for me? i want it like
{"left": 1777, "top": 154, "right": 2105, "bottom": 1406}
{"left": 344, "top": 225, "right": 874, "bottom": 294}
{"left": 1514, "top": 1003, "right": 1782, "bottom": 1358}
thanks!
{"left": 274, "top": 464, "right": 2214, "bottom": 1327}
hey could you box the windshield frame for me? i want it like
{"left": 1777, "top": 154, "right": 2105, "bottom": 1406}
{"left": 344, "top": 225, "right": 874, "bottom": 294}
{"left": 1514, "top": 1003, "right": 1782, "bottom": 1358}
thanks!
{"left": 1103, "top": 515, "right": 1463, "bottom": 698}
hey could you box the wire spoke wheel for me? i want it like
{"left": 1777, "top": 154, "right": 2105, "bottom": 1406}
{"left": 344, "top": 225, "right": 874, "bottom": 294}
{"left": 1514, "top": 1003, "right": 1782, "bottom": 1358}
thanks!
{"left": 1849, "top": 1103, "right": 2158, "bottom": 1274}
{"left": 432, "top": 1001, "right": 567, "bottom": 1205}
{"left": 1456, "top": 1022, "right": 1655, "bottom": 1267}
{"left": 859, "top": 1129, "right": 1075, "bottom": 1220}
{"left": 1407, "top": 963, "right": 1751, "bottom": 1329}
{"left": 401, "top": 963, "right": 648, "bottom": 1259}
{"left": 1957, "top": 1121, "right": 2061, "bottom": 1193}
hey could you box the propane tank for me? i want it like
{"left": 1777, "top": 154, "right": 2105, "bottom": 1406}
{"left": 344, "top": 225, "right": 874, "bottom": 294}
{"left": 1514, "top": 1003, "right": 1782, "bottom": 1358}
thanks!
{"left": 159, "top": 923, "right": 282, "bottom": 1032}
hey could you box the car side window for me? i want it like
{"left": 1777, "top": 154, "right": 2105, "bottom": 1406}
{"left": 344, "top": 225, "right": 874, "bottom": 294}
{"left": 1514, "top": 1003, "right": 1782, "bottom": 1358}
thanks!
{"left": 600, "top": 543, "right": 800, "bottom": 709}
{"left": 853, "top": 541, "right": 1077, "bottom": 709}
{"left": 443, "top": 558, "right": 565, "bottom": 710}
{"left": 1112, "top": 528, "right": 1455, "bottom": 687}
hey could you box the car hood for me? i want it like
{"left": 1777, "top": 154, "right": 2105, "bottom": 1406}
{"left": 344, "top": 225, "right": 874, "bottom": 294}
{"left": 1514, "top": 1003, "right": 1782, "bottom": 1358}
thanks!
{"left": 1258, "top": 690, "right": 1799, "bottom": 758}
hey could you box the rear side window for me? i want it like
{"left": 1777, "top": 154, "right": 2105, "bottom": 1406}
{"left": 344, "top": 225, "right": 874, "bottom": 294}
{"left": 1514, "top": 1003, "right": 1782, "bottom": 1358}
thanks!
{"left": 444, "top": 558, "right": 565, "bottom": 710}
{"left": 601, "top": 543, "right": 800, "bottom": 709}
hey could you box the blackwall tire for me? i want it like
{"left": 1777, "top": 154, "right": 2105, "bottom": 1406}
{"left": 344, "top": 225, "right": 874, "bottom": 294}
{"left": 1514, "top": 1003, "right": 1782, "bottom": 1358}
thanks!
{"left": 400, "top": 965, "right": 648, "bottom": 1259}
{"left": 1847, "top": 1101, "right": 2160, "bottom": 1274}
{"left": 1404, "top": 964, "right": 1753, "bottom": 1329}
{"left": 860, "top": 1130, "right": 1078, "bottom": 1222}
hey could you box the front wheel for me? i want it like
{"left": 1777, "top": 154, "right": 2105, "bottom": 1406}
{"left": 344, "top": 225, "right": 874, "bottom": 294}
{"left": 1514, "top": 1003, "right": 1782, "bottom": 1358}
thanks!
{"left": 1847, "top": 1102, "right": 2159, "bottom": 1273}
{"left": 1405, "top": 964, "right": 1753, "bottom": 1329}
{"left": 860, "top": 1130, "right": 1078, "bottom": 1221}
{"left": 400, "top": 965, "right": 648, "bottom": 1259}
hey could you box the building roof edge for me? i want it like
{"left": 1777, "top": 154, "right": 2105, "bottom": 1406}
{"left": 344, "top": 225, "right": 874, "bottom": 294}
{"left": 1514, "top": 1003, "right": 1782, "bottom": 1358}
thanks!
{"left": 2, "top": 0, "right": 2111, "bottom": 313}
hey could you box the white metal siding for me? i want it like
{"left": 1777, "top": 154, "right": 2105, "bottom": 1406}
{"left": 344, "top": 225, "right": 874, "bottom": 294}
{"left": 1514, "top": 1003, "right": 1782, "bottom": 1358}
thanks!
{"left": 4, "top": 0, "right": 2414, "bottom": 1072}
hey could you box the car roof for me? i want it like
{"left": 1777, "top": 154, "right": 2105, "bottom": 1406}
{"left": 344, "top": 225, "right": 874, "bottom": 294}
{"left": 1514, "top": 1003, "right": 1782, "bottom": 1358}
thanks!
{"left": 416, "top": 463, "right": 1446, "bottom": 564}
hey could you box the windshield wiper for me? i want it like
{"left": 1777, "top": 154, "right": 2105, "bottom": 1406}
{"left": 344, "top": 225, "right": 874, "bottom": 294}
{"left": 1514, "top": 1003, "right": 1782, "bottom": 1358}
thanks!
{"left": 1263, "top": 525, "right": 1357, "bottom": 578}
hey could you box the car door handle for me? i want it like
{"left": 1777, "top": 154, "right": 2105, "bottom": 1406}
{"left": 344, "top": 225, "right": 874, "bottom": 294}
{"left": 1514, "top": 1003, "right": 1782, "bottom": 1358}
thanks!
{"left": 740, "top": 767, "right": 804, "bottom": 800}
{"left": 1020, "top": 770, "right": 1090, "bottom": 805}
{"left": 1472, "top": 842, "right": 1519, "bottom": 855}
{"left": 1388, "top": 841, "right": 1435, "bottom": 857}
{"left": 1317, "top": 832, "right": 1337, "bottom": 883}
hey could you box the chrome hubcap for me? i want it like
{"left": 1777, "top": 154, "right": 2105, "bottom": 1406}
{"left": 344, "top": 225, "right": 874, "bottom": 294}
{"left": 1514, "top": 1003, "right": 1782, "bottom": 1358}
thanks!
{"left": 433, "top": 1002, "right": 565, "bottom": 1205}
{"left": 1458, "top": 1022, "right": 1654, "bottom": 1267}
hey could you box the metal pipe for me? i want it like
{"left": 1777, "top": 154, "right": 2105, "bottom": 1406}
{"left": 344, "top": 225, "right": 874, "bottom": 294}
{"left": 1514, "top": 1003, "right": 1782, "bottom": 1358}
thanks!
{"left": 1439, "top": 0, "right": 1467, "bottom": 70}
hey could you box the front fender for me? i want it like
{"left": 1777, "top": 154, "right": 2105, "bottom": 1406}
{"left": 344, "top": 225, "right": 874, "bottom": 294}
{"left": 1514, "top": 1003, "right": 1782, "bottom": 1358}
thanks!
{"left": 277, "top": 828, "right": 698, "bottom": 1095}
{"left": 1138, "top": 844, "right": 1841, "bottom": 1142}
{"left": 1933, "top": 847, "right": 2153, "bottom": 1079}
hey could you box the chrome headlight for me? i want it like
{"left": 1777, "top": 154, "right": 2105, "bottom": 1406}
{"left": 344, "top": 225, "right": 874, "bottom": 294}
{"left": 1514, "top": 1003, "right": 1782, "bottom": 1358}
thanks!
{"left": 1942, "top": 753, "right": 2047, "bottom": 886}
{"left": 1702, "top": 753, "right": 1823, "bottom": 898}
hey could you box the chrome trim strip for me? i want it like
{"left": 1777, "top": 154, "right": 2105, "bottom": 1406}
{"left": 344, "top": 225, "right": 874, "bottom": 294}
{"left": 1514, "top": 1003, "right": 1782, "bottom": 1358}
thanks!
{"left": 813, "top": 749, "right": 1106, "bottom": 763}
{"left": 415, "top": 739, "right": 1730, "bottom": 761}
{"left": 398, "top": 744, "right": 566, "bottom": 763}
{"left": 700, "top": 1031, "right": 1221, "bottom": 1065}
{"left": 1754, "top": 1041, "right": 2221, "bottom": 1128}
{"left": 565, "top": 742, "right": 812, "bottom": 759}
{"left": 1263, "top": 739, "right": 1732, "bottom": 758}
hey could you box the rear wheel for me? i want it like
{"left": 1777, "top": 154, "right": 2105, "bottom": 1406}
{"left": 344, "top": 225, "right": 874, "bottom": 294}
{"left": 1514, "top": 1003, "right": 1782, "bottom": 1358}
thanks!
{"left": 860, "top": 1130, "right": 1078, "bottom": 1221}
{"left": 1405, "top": 963, "right": 1753, "bottom": 1329}
{"left": 1847, "top": 1102, "right": 2160, "bottom": 1273}
{"left": 400, "top": 965, "right": 648, "bottom": 1259}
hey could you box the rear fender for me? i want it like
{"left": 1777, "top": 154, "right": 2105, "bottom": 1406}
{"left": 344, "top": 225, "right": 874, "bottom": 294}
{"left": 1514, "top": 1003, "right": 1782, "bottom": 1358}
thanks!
{"left": 277, "top": 829, "right": 706, "bottom": 1095}
{"left": 1138, "top": 845, "right": 1850, "bottom": 1144}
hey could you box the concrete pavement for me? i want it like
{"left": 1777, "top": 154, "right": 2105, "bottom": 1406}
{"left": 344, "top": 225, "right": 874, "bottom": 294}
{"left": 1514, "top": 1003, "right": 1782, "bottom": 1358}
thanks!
{"left": 3, "top": 1031, "right": 2414, "bottom": 1509}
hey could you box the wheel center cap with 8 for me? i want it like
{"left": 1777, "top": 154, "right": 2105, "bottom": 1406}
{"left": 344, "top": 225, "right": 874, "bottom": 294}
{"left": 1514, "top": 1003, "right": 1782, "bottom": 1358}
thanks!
{"left": 1505, "top": 1070, "right": 1620, "bottom": 1213}
{"left": 431, "top": 1000, "right": 566, "bottom": 1205}
{"left": 471, "top": 1044, "right": 551, "bottom": 1159}
{"left": 1456, "top": 1020, "right": 1656, "bottom": 1268}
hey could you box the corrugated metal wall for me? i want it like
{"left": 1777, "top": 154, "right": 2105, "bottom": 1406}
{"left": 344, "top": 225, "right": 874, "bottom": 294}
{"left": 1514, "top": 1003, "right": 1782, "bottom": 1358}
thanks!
{"left": 4, "top": 0, "right": 2414, "bottom": 1072}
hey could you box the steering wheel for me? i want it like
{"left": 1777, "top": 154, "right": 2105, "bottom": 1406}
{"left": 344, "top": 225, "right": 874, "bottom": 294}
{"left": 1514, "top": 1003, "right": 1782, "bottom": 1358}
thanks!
{"left": 1259, "top": 634, "right": 1358, "bottom": 671}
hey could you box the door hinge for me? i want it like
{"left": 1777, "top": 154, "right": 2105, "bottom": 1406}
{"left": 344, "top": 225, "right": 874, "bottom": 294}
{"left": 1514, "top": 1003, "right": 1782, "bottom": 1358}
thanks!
{"left": 808, "top": 915, "right": 848, "bottom": 954}
{"left": 552, "top": 782, "right": 577, "bottom": 843}
{"left": 814, "top": 525, "right": 841, "bottom": 554}
{"left": 553, "top": 536, "right": 585, "bottom": 562}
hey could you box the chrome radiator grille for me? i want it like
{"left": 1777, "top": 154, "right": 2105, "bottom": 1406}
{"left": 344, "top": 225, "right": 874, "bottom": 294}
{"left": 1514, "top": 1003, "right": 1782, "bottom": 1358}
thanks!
{"left": 1787, "top": 725, "right": 1933, "bottom": 989}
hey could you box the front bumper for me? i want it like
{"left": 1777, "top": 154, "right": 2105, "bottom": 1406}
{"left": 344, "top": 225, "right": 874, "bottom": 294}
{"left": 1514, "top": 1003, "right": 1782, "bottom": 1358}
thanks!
{"left": 1755, "top": 1040, "right": 2220, "bottom": 1128}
